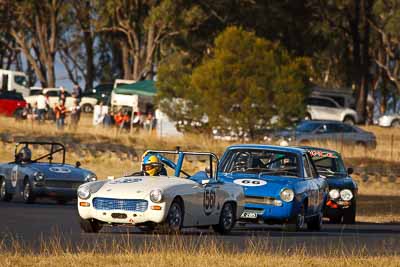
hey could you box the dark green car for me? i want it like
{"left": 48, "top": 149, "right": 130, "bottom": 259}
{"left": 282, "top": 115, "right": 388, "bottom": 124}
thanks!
{"left": 301, "top": 146, "right": 357, "bottom": 224}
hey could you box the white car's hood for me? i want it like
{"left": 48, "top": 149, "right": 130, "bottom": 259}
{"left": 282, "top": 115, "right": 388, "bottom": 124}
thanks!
{"left": 95, "top": 176, "right": 195, "bottom": 199}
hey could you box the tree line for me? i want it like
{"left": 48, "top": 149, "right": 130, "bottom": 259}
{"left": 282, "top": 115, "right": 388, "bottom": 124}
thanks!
{"left": 1, "top": 0, "right": 400, "bottom": 129}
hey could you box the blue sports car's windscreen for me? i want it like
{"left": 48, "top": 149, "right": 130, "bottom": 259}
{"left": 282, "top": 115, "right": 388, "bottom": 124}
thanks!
{"left": 220, "top": 149, "right": 300, "bottom": 177}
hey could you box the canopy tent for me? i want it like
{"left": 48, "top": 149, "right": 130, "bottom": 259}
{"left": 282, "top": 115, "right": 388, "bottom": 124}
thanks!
{"left": 113, "top": 80, "right": 156, "bottom": 96}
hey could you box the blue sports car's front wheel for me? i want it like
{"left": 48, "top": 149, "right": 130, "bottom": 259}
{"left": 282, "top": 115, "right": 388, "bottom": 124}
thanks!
{"left": 283, "top": 205, "right": 305, "bottom": 232}
{"left": 0, "top": 179, "right": 12, "bottom": 202}
{"left": 22, "top": 180, "right": 35, "bottom": 204}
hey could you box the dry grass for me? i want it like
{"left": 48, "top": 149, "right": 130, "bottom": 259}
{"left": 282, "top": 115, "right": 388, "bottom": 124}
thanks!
{"left": 0, "top": 236, "right": 399, "bottom": 267}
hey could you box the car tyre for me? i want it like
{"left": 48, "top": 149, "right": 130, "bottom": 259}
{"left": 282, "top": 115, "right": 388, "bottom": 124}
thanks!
{"left": 79, "top": 218, "right": 103, "bottom": 233}
{"left": 23, "top": 180, "right": 35, "bottom": 204}
{"left": 307, "top": 212, "right": 322, "bottom": 231}
{"left": 82, "top": 104, "right": 94, "bottom": 113}
{"left": 212, "top": 202, "right": 236, "bottom": 235}
{"left": 165, "top": 200, "right": 184, "bottom": 233}
{"left": 342, "top": 205, "right": 356, "bottom": 224}
{"left": 0, "top": 178, "right": 13, "bottom": 201}
{"left": 343, "top": 116, "right": 355, "bottom": 125}
{"left": 283, "top": 205, "right": 305, "bottom": 232}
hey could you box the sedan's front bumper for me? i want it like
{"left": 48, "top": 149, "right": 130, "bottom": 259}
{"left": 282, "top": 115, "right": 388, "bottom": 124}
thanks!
{"left": 239, "top": 201, "right": 298, "bottom": 224}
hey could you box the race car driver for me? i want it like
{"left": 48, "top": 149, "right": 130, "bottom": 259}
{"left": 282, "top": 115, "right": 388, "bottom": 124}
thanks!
{"left": 130, "top": 154, "right": 167, "bottom": 176}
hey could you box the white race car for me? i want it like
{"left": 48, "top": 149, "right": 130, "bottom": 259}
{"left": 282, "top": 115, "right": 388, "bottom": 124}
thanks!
{"left": 77, "top": 150, "right": 244, "bottom": 234}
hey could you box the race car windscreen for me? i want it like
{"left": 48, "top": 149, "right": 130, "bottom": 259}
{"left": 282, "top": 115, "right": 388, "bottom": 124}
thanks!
{"left": 16, "top": 143, "right": 65, "bottom": 164}
{"left": 307, "top": 150, "right": 347, "bottom": 177}
{"left": 220, "top": 149, "right": 300, "bottom": 178}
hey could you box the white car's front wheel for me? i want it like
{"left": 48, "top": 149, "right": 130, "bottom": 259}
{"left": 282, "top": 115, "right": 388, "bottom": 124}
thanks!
{"left": 165, "top": 200, "right": 184, "bottom": 233}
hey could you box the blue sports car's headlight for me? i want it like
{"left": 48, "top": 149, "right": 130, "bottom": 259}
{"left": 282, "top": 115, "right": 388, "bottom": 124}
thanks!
{"left": 85, "top": 173, "right": 97, "bottom": 182}
{"left": 280, "top": 188, "right": 294, "bottom": 202}
{"left": 33, "top": 172, "right": 45, "bottom": 181}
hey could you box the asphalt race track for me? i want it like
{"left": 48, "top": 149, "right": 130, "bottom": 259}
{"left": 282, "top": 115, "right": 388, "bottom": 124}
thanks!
{"left": 1, "top": 200, "right": 400, "bottom": 255}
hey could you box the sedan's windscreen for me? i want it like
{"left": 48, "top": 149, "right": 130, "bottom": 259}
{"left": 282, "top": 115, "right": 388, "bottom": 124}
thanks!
{"left": 220, "top": 149, "right": 300, "bottom": 177}
{"left": 296, "top": 122, "right": 320, "bottom": 133}
{"left": 307, "top": 150, "right": 346, "bottom": 177}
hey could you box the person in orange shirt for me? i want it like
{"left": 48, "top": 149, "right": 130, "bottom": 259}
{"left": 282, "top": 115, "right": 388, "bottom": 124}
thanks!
{"left": 54, "top": 100, "right": 67, "bottom": 129}
{"left": 114, "top": 110, "right": 124, "bottom": 127}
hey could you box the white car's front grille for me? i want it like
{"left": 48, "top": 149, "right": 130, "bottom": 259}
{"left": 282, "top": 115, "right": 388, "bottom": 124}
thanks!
{"left": 92, "top": 198, "right": 148, "bottom": 212}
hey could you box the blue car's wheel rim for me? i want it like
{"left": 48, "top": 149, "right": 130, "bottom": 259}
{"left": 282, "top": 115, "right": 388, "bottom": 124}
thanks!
{"left": 23, "top": 183, "right": 30, "bottom": 201}
{"left": 222, "top": 204, "right": 234, "bottom": 229}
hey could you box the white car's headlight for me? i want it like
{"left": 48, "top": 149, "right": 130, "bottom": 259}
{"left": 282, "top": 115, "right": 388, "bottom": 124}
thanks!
{"left": 280, "top": 188, "right": 294, "bottom": 202}
{"left": 329, "top": 189, "right": 340, "bottom": 199}
{"left": 33, "top": 172, "right": 44, "bottom": 181}
{"left": 150, "top": 189, "right": 163, "bottom": 203}
{"left": 340, "top": 189, "right": 353, "bottom": 201}
{"left": 78, "top": 186, "right": 91, "bottom": 200}
{"left": 85, "top": 173, "right": 97, "bottom": 182}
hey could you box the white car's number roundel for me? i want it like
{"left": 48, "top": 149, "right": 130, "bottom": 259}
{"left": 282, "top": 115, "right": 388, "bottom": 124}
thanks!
{"left": 203, "top": 187, "right": 216, "bottom": 216}
{"left": 234, "top": 179, "right": 267, "bottom": 187}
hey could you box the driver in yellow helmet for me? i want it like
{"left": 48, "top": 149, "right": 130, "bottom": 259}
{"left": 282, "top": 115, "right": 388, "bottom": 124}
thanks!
{"left": 142, "top": 154, "right": 164, "bottom": 176}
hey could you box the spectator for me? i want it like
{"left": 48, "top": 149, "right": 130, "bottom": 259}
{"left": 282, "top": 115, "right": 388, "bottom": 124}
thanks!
{"left": 131, "top": 111, "right": 142, "bottom": 132}
{"left": 69, "top": 100, "right": 81, "bottom": 126}
{"left": 114, "top": 110, "right": 124, "bottom": 127}
{"left": 103, "top": 110, "right": 114, "bottom": 127}
{"left": 143, "top": 112, "right": 154, "bottom": 132}
{"left": 59, "top": 86, "right": 67, "bottom": 105}
{"left": 54, "top": 100, "right": 67, "bottom": 129}
{"left": 93, "top": 101, "right": 107, "bottom": 125}
{"left": 72, "top": 83, "right": 83, "bottom": 104}
{"left": 36, "top": 92, "right": 47, "bottom": 122}
{"left": 30, "top": 102, "right": 39, "bottom": 121}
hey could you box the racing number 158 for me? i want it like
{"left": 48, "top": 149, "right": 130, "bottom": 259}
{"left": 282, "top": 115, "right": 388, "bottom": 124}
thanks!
{"left": 203, "top": 187, "right": 216, "bottom": 215}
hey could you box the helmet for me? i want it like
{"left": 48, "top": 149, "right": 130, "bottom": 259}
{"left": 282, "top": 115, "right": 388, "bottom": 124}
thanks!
{"left": 142, "top": 154, "right": 163, "bottom": 176}
{"left": 17, "top": 147, "right": 32, "bottom": 163}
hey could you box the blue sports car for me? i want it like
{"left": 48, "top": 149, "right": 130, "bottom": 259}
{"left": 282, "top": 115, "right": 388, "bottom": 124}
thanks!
{"left": 0, "top": 142, "right": 97, "bottom": 204}
{"left": 301, "top": 146, "right": 357, "bottom": 224}
{"left": 218, "top": 144, "right": 328, "bottom": 231}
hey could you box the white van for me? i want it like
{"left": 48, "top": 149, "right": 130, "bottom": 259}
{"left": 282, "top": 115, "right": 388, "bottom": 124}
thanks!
{"left": 0, "top": 69, "right": 30, "bottom": 97}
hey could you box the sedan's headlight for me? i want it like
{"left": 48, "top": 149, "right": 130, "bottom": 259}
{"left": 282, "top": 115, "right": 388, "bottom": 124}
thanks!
{"left": 85, "top": 173, "right": 97, "bottom": 182}
{"left": 329, "top": 189, "right": 340, "bottom": 199}
{"left": 150, "top": 189, "right": 163, "bottom": 203}
{"left": 33, "top": 172, "right": 44, "bottom": 181}
{"left": 280, "top": 188, "right": 294, "bottom": 202}
{"left": 340, "top": 189, "right": 353, "bottom": 201}
{"left": 78, "top": 186, "right": 91, "bottom": 200}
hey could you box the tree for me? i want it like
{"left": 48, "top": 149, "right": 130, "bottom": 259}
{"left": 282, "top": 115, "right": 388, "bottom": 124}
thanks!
{"left": 8, "top": 0, "right": 68, "bottom": 88}
{"left": 94, "top": 0, "right": 205, "bottom": 81}
{"left": 158, "top": 27, "right": 311, "bottom": 138}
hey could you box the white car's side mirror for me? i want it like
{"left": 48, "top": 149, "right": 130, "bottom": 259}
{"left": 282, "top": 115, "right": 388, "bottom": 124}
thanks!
{"left": 107, "top": 176, "right": 115, "bottom": 180}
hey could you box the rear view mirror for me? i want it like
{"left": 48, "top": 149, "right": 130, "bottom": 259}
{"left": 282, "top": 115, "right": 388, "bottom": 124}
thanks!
{"left": 75, "top": 161, "right": 81, "bottom": 168}
{"left": 347, "top": 167, "right": 353, "bottom": 175}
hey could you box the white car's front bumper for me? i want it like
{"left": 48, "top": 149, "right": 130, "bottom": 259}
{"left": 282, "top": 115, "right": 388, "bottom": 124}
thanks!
{"left": 78, "top": 197, "right": 168, "bottom": 225}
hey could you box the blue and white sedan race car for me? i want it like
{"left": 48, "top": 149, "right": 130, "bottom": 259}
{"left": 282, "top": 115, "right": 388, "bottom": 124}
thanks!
{"left": 77, "top": 150, "right": 244, "bottom": 234}
{"left": 218, "top": 145, "right": 328, "bottom": 231}
{"left": 0, "top": 142, "right": 97, "bottom": 204}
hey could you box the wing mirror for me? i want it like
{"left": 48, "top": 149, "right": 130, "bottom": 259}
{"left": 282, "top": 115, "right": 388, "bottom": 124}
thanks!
{"left": 347, "top": 167, "right": 353, "bottom": 175}
{"left": 201, "top": 179, "right": 210, "bottom": 185}
{"left": 75, "top": 161, "right": 81, "bottom": 168}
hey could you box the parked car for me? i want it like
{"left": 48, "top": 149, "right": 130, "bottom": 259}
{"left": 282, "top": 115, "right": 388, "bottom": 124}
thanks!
{"left": 305, "top": 96, "right": 358, "bottom": 125}
{"left": 25, "top": 88, "right": 98, "bottom": 113}
{"left": 377, "top": 114, "right": 400, "bottom": 128}
{"left": 82, "top": 83, "right": 113, "bottom": 105}
{"left": 218, "top": 144, "right": 328, "bottom": 231}
{"left": 77, "top": 150, "right": 244, "bottom": 234}
{"left": 0, "top": 142, "right": 97, "bottom": 204}
{"left": 266, "top": 120, "right": 377, "bottom": 149}
{"left": 301, "top": 146, "right": 357, "bottom": 224}
{"left": 0, "top": 91, "right": 26, "bottom": 117}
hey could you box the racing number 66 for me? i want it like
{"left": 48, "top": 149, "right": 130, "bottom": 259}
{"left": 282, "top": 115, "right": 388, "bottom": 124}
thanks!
{"left": 203, "top": 187, "right": 216, "bottom": 216}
